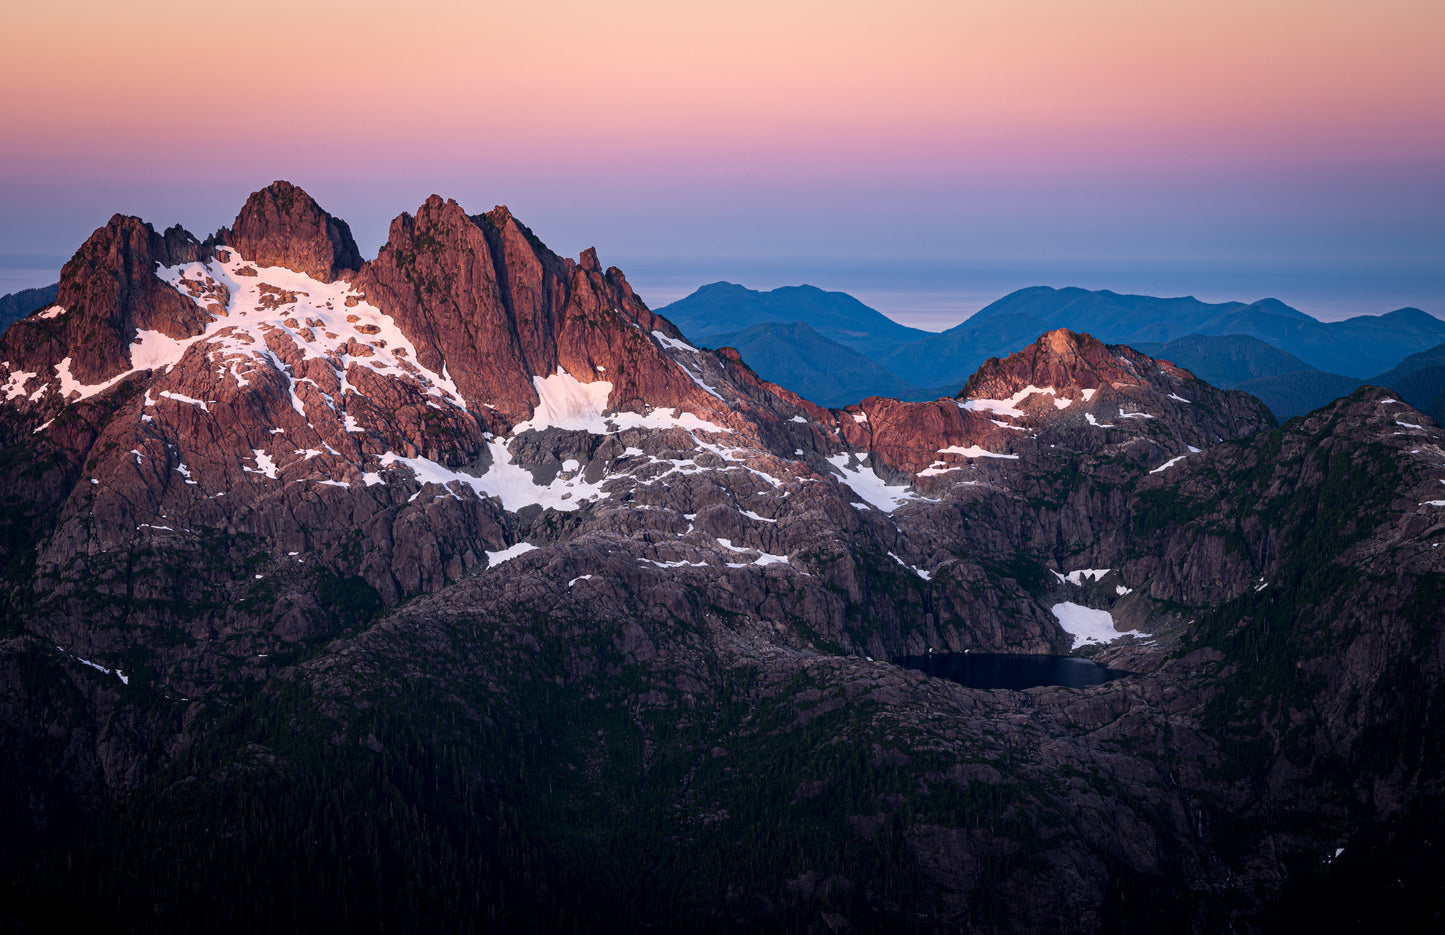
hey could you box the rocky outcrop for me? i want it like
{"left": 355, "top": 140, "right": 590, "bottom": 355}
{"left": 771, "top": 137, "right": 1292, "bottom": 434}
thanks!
{"left": 958, "top": 328, "right": 1273, "bottom": 442}
{"left": 353, "top": 196, "right": 716, "bottom": 430}
{"left": 829, "top": 329, "right": 1274, "bottom": 483}
{"left": 962, "top": 328, "right": 1129, "bottom": 399}
{"left": 0, "top": 215, "right": 207, "bottom": 390}
{"left": 217, "top": 180, "right": 363, "bottom": 282}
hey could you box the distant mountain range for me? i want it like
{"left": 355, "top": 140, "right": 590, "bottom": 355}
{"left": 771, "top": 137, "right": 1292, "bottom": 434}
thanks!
{"left": 0, "top": 282, "right": 58, "bottom": 331}
{"left": 655, "top": 281, "right": 926, "bottom": 359}
{"left": 704, "top": 321, "right": 934, "bottom": 405}
{"left": 656, "top": 283, "right": 1445, "bottom": 420}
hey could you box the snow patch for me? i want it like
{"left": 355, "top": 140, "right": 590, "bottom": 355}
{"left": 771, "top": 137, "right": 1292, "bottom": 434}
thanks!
{"left": 888, "top": 551, "right": 933, "bottom": 580}
{"left": 54, "top": 357, "right": 131, "bottom": 402}
{"left": 827, "top": 453, "right": 918, "bottom": 513}
{"left": 717, "top": 537, "right": 794, "bottom": 569}
{"left": 381, "top": 439, "right": 610, "bottom": 513}
{"left": 146, "top": 252, "right": 468, "bottom": 423}
{"left": 157, "top": 390, "right": 210, "bottom": 411}
{"left": 37, "top": 305, "right": 65, "bottom": 320}
{"left": 486, "top": 542, "right": 538, "bottom": 566}
{"left": 1050, "top": 602, "right": 1149, "bottom": 649}
{"left": 513, "top": 368, "right": 728, "bottom": 436}
{"left": 58, "top": 646, "right": 129, "bottom": 685}
{"left": 642, "top": 558, "right": 710, "bottom": 569}
{"left": 515, "top": 368, "right": 614, "bottom": 433}
{"left": 1050, "top": 568, "right": 1111, "bottom": 585}
{"left": 961, "top": 385, "right": 1059, "bottom": 418}
{"left": 244, "top": 449, "right": 278, "bottom": 479}
{"left": 652, "top": 330, "right": 697, "bottom": 353}
{"left": 937, "top": 445, "right": 1018, "bottom": 460}
{"left": 1150, "top": 454, "right": 1189, "bottom": 474}
{"left": 2, "top": 369, "right": 37, "bottom": 400}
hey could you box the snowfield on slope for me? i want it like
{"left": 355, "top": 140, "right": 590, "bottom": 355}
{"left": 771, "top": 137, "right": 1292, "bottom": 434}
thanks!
{"left": 149, "top": 250, "right": 468, "bottom": 411}
{"left": 827, "top": 453, "right": 919, "bottom": 513}
{"left": 1051, "top": 602, "right": 1150, "bottom": 649}
{"left": 512, "top": 368, "right": 728, "bottom": 436}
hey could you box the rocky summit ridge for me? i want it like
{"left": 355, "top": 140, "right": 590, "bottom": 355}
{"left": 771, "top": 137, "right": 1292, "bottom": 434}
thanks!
{"left": 1, "top": 182, "right": 1443, "bottom": 933}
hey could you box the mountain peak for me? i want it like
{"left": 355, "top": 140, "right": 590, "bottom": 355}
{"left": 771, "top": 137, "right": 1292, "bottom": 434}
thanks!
{"left": 34, "top": 212, "right": 209, "bottom": 383}
{"left": 1042, "top": 326, "right": 1091, "bottom": 357}
{"left": 1242, "top": 297, "right": 1311, "bottom": 319}
{"left": 694, "top": 281, "right": 748, "bottom": 296}
{"left": 1380, "top": 306, "right": 1437, "bottom": 323}
{"left": 220, "top": 181, "right": 363, "bottom": 282}
{"left": 959, "top": 328, "right": 1113, "bottom": 400}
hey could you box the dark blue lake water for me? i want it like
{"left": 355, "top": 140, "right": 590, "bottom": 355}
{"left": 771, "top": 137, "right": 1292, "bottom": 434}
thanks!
{"left": 893, "top": 653, "right": 1126, "bottom": 690}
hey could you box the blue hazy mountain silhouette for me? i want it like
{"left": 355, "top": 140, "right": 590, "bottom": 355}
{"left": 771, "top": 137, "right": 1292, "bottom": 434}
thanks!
{"left": 655, "top": 283, "right": 1445, "bottom": 420}
{"left": 655, "top": 282, "right": 929, "bottom": 358}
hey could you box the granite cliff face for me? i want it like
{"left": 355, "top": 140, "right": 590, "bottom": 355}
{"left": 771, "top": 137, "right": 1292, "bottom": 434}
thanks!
{"left": 218, "top": 180, "right": 364, "bottom": 283}
{"left": 0, "top": 183, "right": 1441, "bottom": 933}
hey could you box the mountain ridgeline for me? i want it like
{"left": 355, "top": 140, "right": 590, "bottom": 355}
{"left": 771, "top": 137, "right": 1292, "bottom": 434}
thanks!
{"left": 0, "top": 282, "right": 59, "bottom": 333}
{"left": 1, "top": 183, "right": 1443, "bottom": 933}
{"left": 657, "top": 283, "right": 1445, "bottom": 419}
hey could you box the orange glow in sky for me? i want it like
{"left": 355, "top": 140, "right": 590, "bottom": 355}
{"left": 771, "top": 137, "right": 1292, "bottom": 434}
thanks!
{"left": 1, "top": 0, "right": 1442, "bottom": 320}
{"left": 5, "top": 0, "right": 1442, "bottom": 174}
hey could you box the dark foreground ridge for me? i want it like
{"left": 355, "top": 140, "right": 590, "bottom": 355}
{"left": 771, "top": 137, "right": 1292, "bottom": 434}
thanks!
{"left": 0, "top": 182, "right": 1442, "bottom": 933}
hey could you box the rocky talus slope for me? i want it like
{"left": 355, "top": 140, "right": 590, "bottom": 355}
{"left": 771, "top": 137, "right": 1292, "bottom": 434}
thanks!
{"left": 0, "top": 183, "right": 1441, "bottom": 933}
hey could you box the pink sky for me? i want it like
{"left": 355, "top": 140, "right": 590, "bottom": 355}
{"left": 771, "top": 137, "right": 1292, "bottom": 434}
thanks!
{"left": 2, "top": 0, "right": 1442, "bottom": 318}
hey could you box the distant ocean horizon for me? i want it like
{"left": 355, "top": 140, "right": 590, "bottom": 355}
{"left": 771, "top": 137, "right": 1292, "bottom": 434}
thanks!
{"left": 5, "top": 253, "right": 1442, "bottom": 333}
